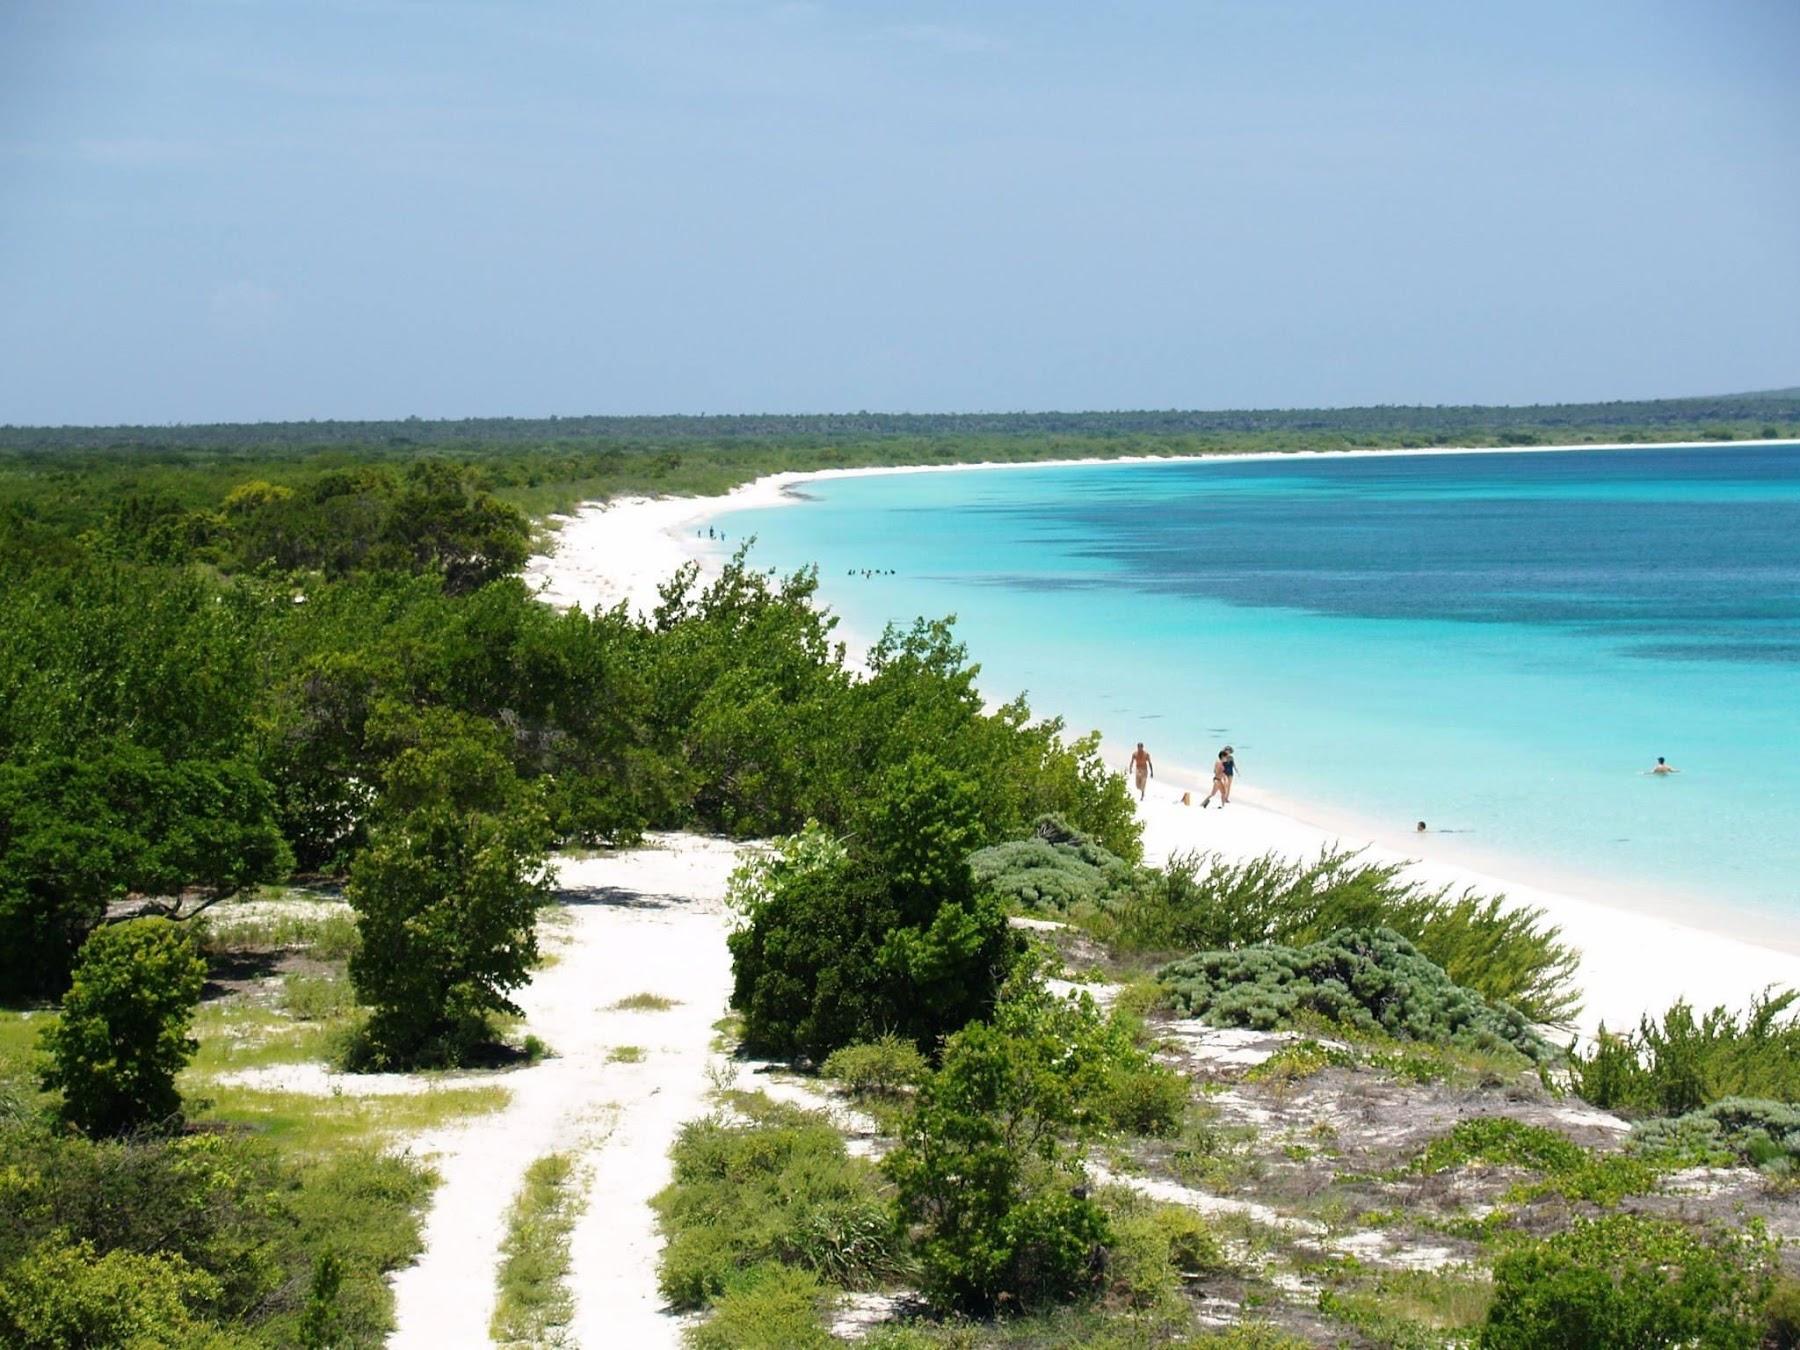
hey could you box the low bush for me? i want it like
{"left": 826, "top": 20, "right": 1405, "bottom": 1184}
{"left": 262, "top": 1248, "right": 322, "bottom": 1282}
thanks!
{"left": 1480, "top": 1214, "right": 1773, "bottom": 1348}
{"left": 1571, "top": 991, "right": 1800, "bottom": 1116}
{"left": 821, "top": 1035, "right": 929, "bottom": 1099}
{"left": 1158, "top": 926, "right": 1548, "bottom": 1062}
{"left": 284, "top": 971, "right": 357, "bottom": 1022}
{"left": 886, "top": 1014, "right": 1111, "bottom": 1316}
{"left": 1632, "top": 1096, "right": 1800, "bottom": 1172}
{"left": 1412, "top": 1117, "right": 1661, "bottom": 1206}
{"left": 0, "top": 1117, "right": 430, "bottom": 1347}
{"left": 1105, "top": 848, "right": 1579, "bottom": 1026}
{"left": 967, "top": 815, "right": 1133, "bottom": 915}
{"left": 1100, "top": 1189, "right": 1222, "bottom": 1310}
{"left": 1766, "top": 1275, "right": 1800, "bottom": 1350}
{"left": 38, "top": 917, "right": 206, "bottom": 1135}
{"left": 686, "top": 1264, "right": 836, "bottom": 1350}
{"left": 653, "top": 1096, "right": 905, "bottom": 1310}
{"left": 0, "top": 1237, "right": 221, "bottom": 1350}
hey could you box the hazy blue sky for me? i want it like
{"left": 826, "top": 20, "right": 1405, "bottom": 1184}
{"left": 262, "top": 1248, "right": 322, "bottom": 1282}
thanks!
{"left": 2, "top": 1, "right": 1796, "bottom": 424}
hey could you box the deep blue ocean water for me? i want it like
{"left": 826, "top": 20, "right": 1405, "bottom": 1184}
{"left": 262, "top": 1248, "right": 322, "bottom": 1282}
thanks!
{"left": 717, "top": 444, "right": 1800, "bottom": 921}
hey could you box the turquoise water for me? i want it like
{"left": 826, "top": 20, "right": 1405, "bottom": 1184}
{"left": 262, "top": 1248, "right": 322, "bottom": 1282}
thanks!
{"left": 716, "top": 444, "right": 1800, "bottom": 921}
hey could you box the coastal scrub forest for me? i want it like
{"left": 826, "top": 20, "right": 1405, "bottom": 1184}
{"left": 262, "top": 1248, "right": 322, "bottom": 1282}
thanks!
{"left": 4, "top": 401, "right": 1800, "bottom": 1347}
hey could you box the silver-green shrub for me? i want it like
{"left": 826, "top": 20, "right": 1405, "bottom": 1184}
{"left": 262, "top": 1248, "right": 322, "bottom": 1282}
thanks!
{"left": 1157, "top": 926, "right": 1548, "bottom": 1061}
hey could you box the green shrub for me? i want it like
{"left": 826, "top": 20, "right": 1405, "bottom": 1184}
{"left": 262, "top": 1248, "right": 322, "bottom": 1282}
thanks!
{"left": 1571, "top": 992, "right": 1800, "bottom": 1116}
{"left": 1765, "top": 1275, "right": 1800, "bottom": 1350}
{"left": 968, "top": 815, "right": 1133, "bottom": 914}
{"left": 1101, "top": 1191, "right": 1221, "bottom": 1309}
{"left": 821, "top": 1035, "right": 929, "bottom": 1099}
{"left": 1158, "top": 926, "right": 1547, "bottom": 1062}
{"left": 1107, "top": 847, "right": 1579, "bottom": 1025}
{"left": 886, "top": 1017, "right": 1111, "bottom": 1315}
{"left": 1481, "top": 1214, "right": 1773, "bottom": 1349}
{"left": 685, "top": 1264, "right": 836, "bottom": 1350}
{"left": 0, "top": 1237, "right": 223, "bottom": 1350}
{"left": 653, "top": 1097, "right": 904, "bottom": 1310}
{"left": 728, "top": 755, "right": 1021, "bottom": 1060}
{"left": 0, "top": 1116, "right": 429, "bottom": 1346}
{"left": 39, "top": 918, "right": 206, "bottom": 1135}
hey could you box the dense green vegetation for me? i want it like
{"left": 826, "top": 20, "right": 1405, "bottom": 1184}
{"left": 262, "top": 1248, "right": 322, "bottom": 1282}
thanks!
{"left": 1, "top": 426, "right": 1145, "bottom": 1343}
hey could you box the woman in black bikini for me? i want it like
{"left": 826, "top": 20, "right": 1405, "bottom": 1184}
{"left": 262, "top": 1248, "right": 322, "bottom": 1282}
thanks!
{"left": 1202, "top": 746, "right": 1235, "bottom": 807}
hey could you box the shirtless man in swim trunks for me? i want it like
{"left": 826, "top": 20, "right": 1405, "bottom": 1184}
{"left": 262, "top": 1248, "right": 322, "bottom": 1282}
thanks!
{"left": 1129, "top": 743, "right": 1154, "bottom": 800}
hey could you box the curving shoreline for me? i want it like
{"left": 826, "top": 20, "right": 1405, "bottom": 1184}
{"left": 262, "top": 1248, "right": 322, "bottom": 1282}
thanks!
{"left": 525, "top": 444, "right": 1800, "bottom": 1036}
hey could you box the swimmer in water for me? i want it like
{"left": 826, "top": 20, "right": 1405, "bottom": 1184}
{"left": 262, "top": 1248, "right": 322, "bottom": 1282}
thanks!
{"left": 1649, "top": 756, "right": 1679, "bottom": 776}
{"left": 1416, "top": 820, "right": 1427, "bottom": 833}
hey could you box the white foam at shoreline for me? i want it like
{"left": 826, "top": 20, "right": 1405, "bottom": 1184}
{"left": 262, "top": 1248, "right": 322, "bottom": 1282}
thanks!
{"left": 526, "top": 441, "right": 1800, "bottom": 1036}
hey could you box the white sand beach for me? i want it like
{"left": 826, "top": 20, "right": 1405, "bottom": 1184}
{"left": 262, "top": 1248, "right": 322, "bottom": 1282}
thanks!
{"left": 527, "top": 450, "right": 1800, "bottom": 1036}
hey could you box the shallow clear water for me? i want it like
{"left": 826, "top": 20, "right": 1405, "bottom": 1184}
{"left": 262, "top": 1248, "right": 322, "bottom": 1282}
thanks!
{"left": 717, "top": 444, "right": 1800, "bottom": 919}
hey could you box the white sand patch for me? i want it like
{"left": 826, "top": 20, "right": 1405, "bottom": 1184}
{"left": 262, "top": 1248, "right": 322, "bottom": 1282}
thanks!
{"left": 206, "top": 895, "right": 349, "bottom": 924}
{"left": 1160, "top": 1023, "right": 1318, "bottom": 1070}
{"left": 218, "top": 1063, "right": 438, "bottom": 1096}
{"left": 387, "top": 833, "right": 741, "bottom": 1350}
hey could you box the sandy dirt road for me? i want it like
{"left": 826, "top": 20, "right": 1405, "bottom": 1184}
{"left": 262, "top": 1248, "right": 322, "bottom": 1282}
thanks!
{"left": 387, "top": 834, "right": 739, "bottom": 1349}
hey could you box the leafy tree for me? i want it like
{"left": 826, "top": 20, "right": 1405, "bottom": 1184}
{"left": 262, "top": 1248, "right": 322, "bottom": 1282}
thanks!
{"left": 347, "top": 707, "right": 553, "bottom": 1065}
{"left": 38, "top": 918, "right": 207, "bottom": 1135}
{"left": 0, "top": 746, "right": 291, "bottom": 998}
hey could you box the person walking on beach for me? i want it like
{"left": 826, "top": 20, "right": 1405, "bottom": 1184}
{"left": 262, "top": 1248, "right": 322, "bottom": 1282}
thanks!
{"left": 1129, "top": 743, "right": 1154, "bottom": 800}
{"left": 1649, "top": 756, "right": 1680, "bottom": 775}
{"left": 1202, "top": 746, "right": 1235, "bottom": 807}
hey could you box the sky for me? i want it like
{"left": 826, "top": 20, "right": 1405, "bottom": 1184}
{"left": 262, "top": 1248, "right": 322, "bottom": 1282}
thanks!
{"left": 1, "top": 1, "right": 1796, "bottom": 425}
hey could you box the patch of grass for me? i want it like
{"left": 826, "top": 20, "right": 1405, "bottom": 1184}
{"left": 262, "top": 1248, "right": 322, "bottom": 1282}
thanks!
{"left": 864, "top": 1303, "right": 1295, "bottom": 1347}
{"left": 653, "top": 1093, "right": 907, "bottom": 1311}
{"left": 608, "top": 1045, "right": 646, "bottom": 1064}
{"left": 612, "top": 992, "right": 678, "bottom": 1011}
{"left": 193, "top": 1083, "right": 510, "bottom": 1157}
{"left": 491, "top": 1153, "right": 586, "bottom": 1348}
{"left": 283, "top": 971, "right": 357, "bottom": 1021}
{"left": 686, "top": 1264, "right": 836, "bottom": 1350}
{"left": 188, "top": 1002, "right": 342, "bottom": 1074}
{"left": 1318, "top": 1266, "right": 1493, "bottom": 1347}
{"left": 201, "top": 907, "right": 361, "bottom": 960}
{"left": 1245, "top": 1038, "right": 1355, "bottom": 1084}
{"left": 1165, "top": 1105, "right": 1255, "bottom": 1191}
{"left": 1409, "top": 1117, "right": 1665, "bottom": 1207}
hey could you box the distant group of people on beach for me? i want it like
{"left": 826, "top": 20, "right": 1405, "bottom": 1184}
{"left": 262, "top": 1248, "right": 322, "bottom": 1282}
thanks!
{"left": 848, "top": 568, "right": 895, "bottom": 578}
{"left": 1128, "top": 742, "right": 1235, "bottom": 807}
{"left": 1125, "top": 741, "right": 1682, "bottom": 834}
